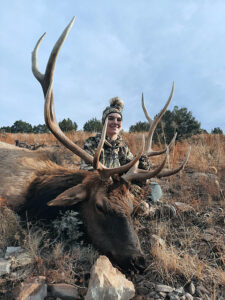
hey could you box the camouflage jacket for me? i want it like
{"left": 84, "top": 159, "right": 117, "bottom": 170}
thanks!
{"left": 80, "top": 133, "right": 150, "bottom": 171}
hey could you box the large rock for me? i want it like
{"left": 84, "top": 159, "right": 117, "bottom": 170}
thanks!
{"left": 0, "top": 258, "right": 11, "bottom": 276}
{"left": 85, "top": 255, "right": 135, "bottom": 300}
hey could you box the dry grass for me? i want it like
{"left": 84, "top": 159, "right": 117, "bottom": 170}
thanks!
{"left": 1, "top": 131, "right": 225, "bottom": 295}
{"left": 0, "top": 203, "right": 24, "bottom": 249}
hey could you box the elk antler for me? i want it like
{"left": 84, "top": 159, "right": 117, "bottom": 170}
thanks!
{"left": 122, "top": 85, "right": 191, "bottom": 182}
{"left": 32, "top": 17, "right": 143, "bottom": 179}
{"left": 142, "top": 83, "right": 177, "bottom": 156}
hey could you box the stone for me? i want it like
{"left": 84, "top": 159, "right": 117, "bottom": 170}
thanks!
{"left": 142, "top": 280, "right": 155, "bottom": 290}
{"left": 155, "top": 284, "right": 174, "bottom": 293}
{"left": 186, "top": 282, "right": 195, "bottom": 295}
{"left": 11, "top": 252, "right": 33, "bottom": 269}
{"left": 48, "top": 283, "right": 79, "bottom": 299}
{"left": 185, "top": 293, "right": 193, "bottom": 300}
{"left": 85, "top": 255, "right": 135, "bottom": 300}
{"left": 5, "top": 246, "right": 23, "bottom": 259}
{"left": 136, "top": 286, "right": 149, "bottom": 295}
{"left": 168, "top": 294, "right": 180, "bottom": 300}
{"left": 175, "top": 286, "right": 185, "bottom": 295}
{"left": 158, "top": 291, "right": 167, "bottom": 297}
{"left": 148, "top": 291, "right": 158, "bottom": 298}
{"left": 16, "top": 276, "right": 47, "bottom": 300}
{"left": 149, "top": 182, "right": 163, "bottom": 203}
{"left": 0, "top": 258, "right": 11, "bottom": 276}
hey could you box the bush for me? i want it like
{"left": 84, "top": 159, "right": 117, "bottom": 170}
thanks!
{"left": 52, "top": 211, "right": 83, "bottom": 245}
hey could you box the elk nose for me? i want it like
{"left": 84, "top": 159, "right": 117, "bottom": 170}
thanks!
{"left": 131, "top": 254, "right": 146, "bottom": 271}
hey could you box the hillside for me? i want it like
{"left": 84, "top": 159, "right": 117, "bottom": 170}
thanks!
{"left": 0, "top": 132, "right": 225, "bottom": 299}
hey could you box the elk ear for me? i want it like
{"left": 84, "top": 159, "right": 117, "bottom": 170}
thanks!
{"left": 47, "top": 184, "right": 87, "bottom": 207}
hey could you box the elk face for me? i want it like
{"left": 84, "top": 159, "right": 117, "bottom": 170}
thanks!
{"left": 48, "top": 174, "right": 143, "bottom": 268}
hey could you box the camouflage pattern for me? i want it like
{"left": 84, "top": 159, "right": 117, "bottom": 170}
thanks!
{"left": 80, "top": 133, "right": 150, "bottom": 171}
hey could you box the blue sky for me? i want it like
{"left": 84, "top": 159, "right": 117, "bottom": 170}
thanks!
{"left": 1, "top": 1, "right": 225, "bottom": 132}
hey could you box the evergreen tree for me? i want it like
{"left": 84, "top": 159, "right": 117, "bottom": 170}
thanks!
{"left": 11, "top": 120, "right": 33, "bottom": 133}
{"left": 129, "top": 106, "right": 201, "bottom": 143}
{"left": 59, "top": 118, "right": 78, "bottom": 132}
{"left": 211, "top": 127, "right": 223, "bottom": 134}
{"left": 33, "top": 124, "right": 49, "bottom": 134}
{"left": 129, "top": 121, "right": 150, "bottom": 132}
{"left": 83, "top": 118, "right": 103, "bottom": 132}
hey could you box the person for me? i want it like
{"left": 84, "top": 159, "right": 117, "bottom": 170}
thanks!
{"left": 80, "top": 97, "right": 169, "bottom": 209}
{"left": 80, "top": 97, "right": 150, "bottom": 171}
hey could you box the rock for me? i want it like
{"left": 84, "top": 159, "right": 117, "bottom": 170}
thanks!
{"left": 148, "top": 291, "right": 158, "bottom": 298}
{"left": 0, "top": 258, "right": 11, "bottom": 276}
{"left": 175, "top": 286, "right": 185, "bottom": 295}
{"left": 5, "top": 246, "right": 23, "bottom": 259}
{"left": 136, "top": 286, "right": 149, "bottom": 295}
{"left": 48, "top": 283, "right": 79, "bottom": 299}
{"left": 185, "top": 293, "right": 193, "bottom": 300}
{"left": 142, "top": 280, "right": 155, "bottom": 290}
{"left": 186, "top": 282, "right": 195, "bottom": 295}
{"left": 148, "top": 181, "right": 163, "bottom": 203}
{"left": 168, "top": 294, "right": 180, "bottom": 300}
{"left": 11, "top": 252, "right": 33, "bottom": 269}
{"left": 16, "top": 276, "right": 47, "bottom": 300}
{"left": 85, "top": 255, "right": 135, "bottom": 300}
{"left": 155, "top": 284, "right": 174, "bottom": 293}
{"left": 159, "top": 291, "right": 167, "bottom": 297}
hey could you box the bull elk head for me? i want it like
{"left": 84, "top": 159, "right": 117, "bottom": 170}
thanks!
{"left": 31, "top": 17, "right": 190, "bottom": 267}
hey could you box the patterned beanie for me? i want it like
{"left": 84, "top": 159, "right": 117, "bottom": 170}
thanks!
{"left": 102, "top": 97, "right": 124, "bottom": 124}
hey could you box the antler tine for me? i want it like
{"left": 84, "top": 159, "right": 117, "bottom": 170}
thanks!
{"left": 32, "top": 33, "right": 46, "bottom": 83}
{"left": 142, "top": 93, "right": 153, "bottom": 125}
{"left": 143, "top": 82, "right": 174, "bottom": 155}
{"left": 149, "top": 132, "right": 177, "bottom": 157}
{"left": 122, "top": 146, "right": 169, "bottom": 182}
{"left": 157, "top": 146, "right": 191, "bottom": 178}
{"left": 93, "top": 119, "right": 108, "bottom": 170}
{"left": 32, "top": 17, "right": 95, "bottom": 165}
{"left": 43, "top": 17, "right": 76, "bottom": 94}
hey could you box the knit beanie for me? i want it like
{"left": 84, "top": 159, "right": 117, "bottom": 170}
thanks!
{"left": 102, "top": 97, "right": 124, "bottom": 124}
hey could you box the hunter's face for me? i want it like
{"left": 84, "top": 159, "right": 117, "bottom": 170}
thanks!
{"left": 106, "top": 113, "right": 122, "bottom": 139}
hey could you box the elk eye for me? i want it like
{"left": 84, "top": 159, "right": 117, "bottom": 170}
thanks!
{"left": 96, "top": 203, "right": 104, "bottom": 213}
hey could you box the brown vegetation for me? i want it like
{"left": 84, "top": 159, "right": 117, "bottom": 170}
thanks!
{"left": 0, "top": 132, "right": 225, "bottom": 298}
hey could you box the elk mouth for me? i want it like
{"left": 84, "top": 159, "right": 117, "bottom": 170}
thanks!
{"left": 107, "top": 249, "right": 146, "bottom": 271}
